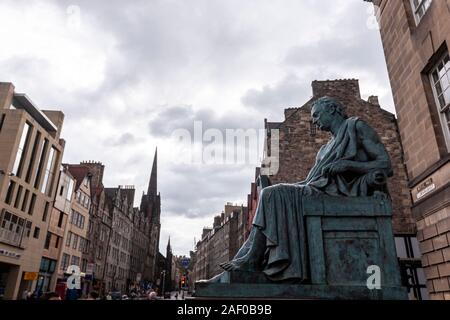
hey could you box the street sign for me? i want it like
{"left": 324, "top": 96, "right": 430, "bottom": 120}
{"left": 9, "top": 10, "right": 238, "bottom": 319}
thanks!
{"left": 181, "top": 258, "right": 190, "bottom": 269}
{"left": 23, "top": 272, "right": 38, "bottom": 281}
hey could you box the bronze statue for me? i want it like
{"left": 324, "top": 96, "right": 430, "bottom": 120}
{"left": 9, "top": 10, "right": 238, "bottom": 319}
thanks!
{"left": 201, "top": 96, "right": 393, "bottom": 284}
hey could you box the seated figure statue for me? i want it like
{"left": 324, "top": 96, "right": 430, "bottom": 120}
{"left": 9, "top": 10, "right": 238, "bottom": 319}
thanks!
{"left": 202, "top": 96, "right": 393, "bottom": 284}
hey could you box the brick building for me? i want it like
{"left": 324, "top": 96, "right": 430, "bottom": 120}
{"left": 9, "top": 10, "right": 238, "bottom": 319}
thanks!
{"left": 0, "top": 82, "right": 65, "bottom": 299}
{"left": 365, "top": 0, "right": 450, "bottom": 300}
{"left": 247, "top": 79, "right": 426, "bottom": 299}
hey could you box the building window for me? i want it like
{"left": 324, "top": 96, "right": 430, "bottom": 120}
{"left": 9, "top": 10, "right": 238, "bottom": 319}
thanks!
{"left": 13, "top": 185, "right": 23, "bottom": 209}
{"left": 72, "top": 234, "right": 78, "bottom": 249}
{"left": 34, "top": 139, "right": 48, "bottom": 189}
{"left": 25, "top": 221, "right": 32, "bottom": 238}
{"left": 0, "top": 114, "right": 5, "bottom": 132}
{"left": 410, "top": 0, "right": 433, "bottom": 24}
{"left": 430, "top": 53, "right": 450, "bottom": 150}
{"left": 42, "top": 201, "right": 49, "bottom": 222}
{"left": 55, "top": 236, "right": 60, "bottom": 248}
{"left": 57, "top": 211, "right": 64, "bottom": 228}
{"left": 33, "top": 227, "right": 40, "bottom": 239}
{"left": 60, "top": 253, "right": 70, "bottom": 271}
{"left": 71, "top": 255, "right": 80, "bottom": 267}
{"left": 66, "top": 231, "right": 72, "bottom": 247}
{"left": 28, "top": 194, "right": 36, "bottom": 215}
{"left": 0, "top": 211, "right": 26, "bottom": 247}
{"left": 70, "top": 210, "right": 85, "bottom": 229}
{"left": 21, "top": 189, "right": 29, "bottom": 212}
{"left": 81, "top": 259, "right": 87, "bottom": 272}
{"left": 44, "top": 232, "right": 51, "bottom": 249}
{"left": 12, "top": 122, "right": 31, "bottom": 176}
{"left": 25, "top": 131, "right": 41, "bottom": 183}
{"left": 41, "top": 146, "right": 58, "bottom": 196}
{"left": 66, "top": 179, "right": 74, "bottom": 201}
{"left": 395, "top": 236, "right": 428, "bottom": 300}
{"left": 4, "top": 181, "right": 16, "bottom": 205}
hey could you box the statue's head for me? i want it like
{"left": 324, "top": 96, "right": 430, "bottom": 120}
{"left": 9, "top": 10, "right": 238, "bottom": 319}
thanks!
{"left": 311, "top": 96, "right": 347, "bottom": 132}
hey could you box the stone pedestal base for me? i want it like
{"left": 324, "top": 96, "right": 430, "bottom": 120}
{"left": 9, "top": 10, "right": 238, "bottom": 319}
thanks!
{"left": 193, "top": 283, "right": 408, "bottom": 300}
{"left": 194, "top": 195, "right": 408, "bottom": 300}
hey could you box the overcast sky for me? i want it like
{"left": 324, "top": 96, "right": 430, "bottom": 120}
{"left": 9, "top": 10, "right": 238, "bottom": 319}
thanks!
{"left": 0, "top": 0, "right": 392, "bottom": 257}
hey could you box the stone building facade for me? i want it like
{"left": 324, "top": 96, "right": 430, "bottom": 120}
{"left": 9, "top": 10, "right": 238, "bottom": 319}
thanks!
{"left": 56, "top": 164, "right": 92, "bottom": 296}
{"left": 129, "top": 207, "right": 149, "bottom": 290}
{"left": 192, "top": 204, "right": 247, "bottom": 282}
{"left": 192, "top": 227, "right": 212, "bottom": 284}
{"left": 366, "top": 0, "right": 450, "bottom": 300}
{"left": 41, "top": 167, "right": 75, "bottom": 295}
{"left": 77, "top": 161, "right": 112, "bottom": 294}
{"left": 0, "top": 82, "right": 65, "bottom": 299}
{"left": 104, "top": 186, "right": 134, "bottom": 293}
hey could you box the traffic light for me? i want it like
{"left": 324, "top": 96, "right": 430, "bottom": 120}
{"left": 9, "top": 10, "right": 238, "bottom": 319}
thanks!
{"left": 181, "top": 276, "right": 186, "bottom": 286}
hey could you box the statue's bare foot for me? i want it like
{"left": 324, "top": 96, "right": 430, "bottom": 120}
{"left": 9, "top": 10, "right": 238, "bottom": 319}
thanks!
{"left": 196, "top": 271, "right": 229, "bottom": 284}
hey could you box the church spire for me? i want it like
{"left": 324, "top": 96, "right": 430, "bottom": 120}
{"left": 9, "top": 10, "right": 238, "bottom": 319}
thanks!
{"left": 167, "top": 236, "right": 172, "bottom": 253}
{"left": 147, "top": 147, "right": 157, "bottom": 196}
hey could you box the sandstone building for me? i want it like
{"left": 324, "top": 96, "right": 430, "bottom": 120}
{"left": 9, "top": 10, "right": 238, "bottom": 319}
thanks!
{"left": 0, "top": 82, "right": 65, "bottom": 299}
{"left": 366, "top": 0, "right": 450, "bottom": 300}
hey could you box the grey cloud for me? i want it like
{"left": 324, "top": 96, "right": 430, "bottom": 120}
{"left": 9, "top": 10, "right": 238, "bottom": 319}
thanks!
{"left": 241, "top": 74, "right": 311, "bottom": 111}
{"left": 148, "top": 104, "right": 262, "bottom": 137}
{"left": 159, "top": 163, "right": 254, "bottom": 219}
{"left": 108, "top": 132, "right": 139, "bottom": 147}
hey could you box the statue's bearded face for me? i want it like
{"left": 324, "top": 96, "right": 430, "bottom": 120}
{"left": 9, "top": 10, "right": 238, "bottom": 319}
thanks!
{"left": 311, "top": 104, "right": 334, "bottom": 132}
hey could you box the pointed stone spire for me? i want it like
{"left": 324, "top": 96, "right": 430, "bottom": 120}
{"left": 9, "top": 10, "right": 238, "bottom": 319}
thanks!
{"left": 147, "top": 147, "right": 157, "bottom": 196}
{"left": 167, "top": 236, "right": 172, "bottom": 254}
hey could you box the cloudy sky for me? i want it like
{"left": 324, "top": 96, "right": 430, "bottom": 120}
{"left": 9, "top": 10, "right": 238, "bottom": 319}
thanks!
{"left": 0, "top": 0, "right": 392, "bottom": 257}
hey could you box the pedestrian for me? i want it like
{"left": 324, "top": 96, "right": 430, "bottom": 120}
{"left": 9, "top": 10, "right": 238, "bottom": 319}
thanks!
{"left": 175, "top": 292, "right": 178, "bottom": 300}
{"left": 21, "top": 289, "right": 29, "bottom": 300}
{"left": 148, "top": 290, "right": 157, "bottom": 300}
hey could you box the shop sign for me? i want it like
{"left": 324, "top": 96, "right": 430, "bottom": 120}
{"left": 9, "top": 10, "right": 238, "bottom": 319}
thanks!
{"left": 23, "top": 272, "right": 39, "bottom": 281}
{"left": 0, "top": 249, "right": 21, "bottom": 259}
